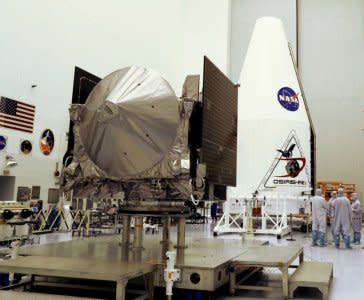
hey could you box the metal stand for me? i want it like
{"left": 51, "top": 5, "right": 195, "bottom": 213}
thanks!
{"left": 286, "top": 214, "right": 296, "bottom": 241}
{"left": 132, "top": 216, "right": 144, "bottom": 262}
{"left": 161, "top": 217, "right": 172, "bottom": 259}
{"left": 162, "top": 217, "right": 171, "bottom": 243}
{"left": 121, "top": 215, "right": 131, "bottom": 247}
{"left": 176, "top": 217, "right": 187, "bottom": 249}
{"left": 133, "top": 216, "right": 143, "bottom": 249}
{"left": 213, "top": 199, "right": 246, "bottom": 236}
{"left": 214, "top": 195, "right": 295, "bottom": 237}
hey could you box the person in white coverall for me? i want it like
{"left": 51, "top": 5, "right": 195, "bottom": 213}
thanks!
{"left": 351, "top": 193, "right": 362, "bottom": 245}
{"left": 328, "top": 191, "right": 337, "bottom": 242}
{"left": 311, "top": 188, "right": 329, "bottom": 247}
{"left": 333, "top": 188, "right": 352, "bottom": 249}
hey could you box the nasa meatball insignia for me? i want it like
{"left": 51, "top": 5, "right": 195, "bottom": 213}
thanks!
{"left": 277, "top": 87, "right": 299, "bottom": 111}
{"left": 0, "top": 135, "right": 6, "bottom": 151}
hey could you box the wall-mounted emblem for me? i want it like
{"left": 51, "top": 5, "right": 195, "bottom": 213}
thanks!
{"left": 0, "top": 135, "right": 7, "bottom": 151}
{"left": 20, "top": 140, "right": 32, "bottom": 155}
{"left": 40, "top": 129, "right": 55, "bottom": 156}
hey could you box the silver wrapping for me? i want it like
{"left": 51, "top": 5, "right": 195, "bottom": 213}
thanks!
{"left": 63, "top": 67, "right": 197, "bottom": 201}
{"left": 79, "top": 66, "right": 179, "bottom": 179}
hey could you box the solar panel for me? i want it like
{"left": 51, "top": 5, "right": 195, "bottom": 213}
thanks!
{"left": 201, "top": 56, "right": 238, "bottom": 186}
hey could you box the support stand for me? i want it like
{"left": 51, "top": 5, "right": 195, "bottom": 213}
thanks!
{"left": 286, "top": 213, "right": 296, "bottom": 241}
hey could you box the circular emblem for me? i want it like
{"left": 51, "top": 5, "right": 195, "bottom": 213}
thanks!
{"left": 0, "top": 135, "right": 7, "bottom": 151}
{"left": 285, "top": 160, "right": 301, "bottom": 178}
{"left": 20, "top": 140, "right": 32, "bottom": 155}
{"left": 40, "top": 129, "right": 55, "bottom": 155}
{"left": 277, "top": 87, "right": 299, "bottom": 111}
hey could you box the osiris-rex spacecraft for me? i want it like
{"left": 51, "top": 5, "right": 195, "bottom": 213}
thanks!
{"left": 62, "top": 58, "right": 238, "bottom": 215}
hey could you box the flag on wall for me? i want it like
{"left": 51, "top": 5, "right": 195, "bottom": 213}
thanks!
{"left": 0, "top": 96, "right": 35, "bottom": 133}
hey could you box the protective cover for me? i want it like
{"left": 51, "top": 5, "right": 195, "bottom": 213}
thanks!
{"left": 63, "top": 66, "right": 194, "bottom": 200}
{"left": 79, "top": 66, "right": 179, "bottom": 179}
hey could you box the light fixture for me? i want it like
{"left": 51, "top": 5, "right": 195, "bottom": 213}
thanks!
{"left": 3, "top": 155, "right": 18, "bottom": 175}
{"left": 5, "top": 155, "right": 17, "bottom": 168}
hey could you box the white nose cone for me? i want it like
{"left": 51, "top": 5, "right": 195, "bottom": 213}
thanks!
{"left": 229, "top": 17, "right": 311, "bottom": 198}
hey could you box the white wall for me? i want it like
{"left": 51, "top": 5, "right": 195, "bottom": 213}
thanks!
{"left": 181, "top": 0, "right": 231, "bottom": 80}
{"left": 229, "top": 0, "right": 297, "bottom": 83}
{"left": 298, "top": 0, "right": 364, "bottom": 198}
{"left": 0, "top": 0, "right": 230, "bottom": 206}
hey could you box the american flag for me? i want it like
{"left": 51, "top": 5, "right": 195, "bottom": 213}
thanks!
{"left": 0, "top": 96, "right": 35, "bottom": 133}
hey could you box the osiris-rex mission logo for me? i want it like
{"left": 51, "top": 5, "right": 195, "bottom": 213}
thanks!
{"left": 277, "top": 87, "right": 299, "bottom": 112}
{"left": 273, "top": 143, "right": 306, "bottom": 185}
{"left": 258, "top": 131, "right": 310, "bottom": 190}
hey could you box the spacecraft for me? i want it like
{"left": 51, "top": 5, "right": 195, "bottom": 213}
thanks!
{"left": 62, "top": 58, "right": 238, "bottom": 215}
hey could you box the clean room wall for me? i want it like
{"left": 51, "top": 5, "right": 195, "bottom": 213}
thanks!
{"left": 229, "top": 0, "right": 297, "bottom": 83}
{"left": 180, "top": 0, "right": 231, "bottom": 80}
{"left": 0, "top": 0, "right": 230, "bottom": 206}
{"left": 298, "top": 0, "right": 364, "bottom": 199}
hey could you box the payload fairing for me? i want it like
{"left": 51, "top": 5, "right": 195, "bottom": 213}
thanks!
{"left": 229, "top": 17, "right": 315, "bottom": 199}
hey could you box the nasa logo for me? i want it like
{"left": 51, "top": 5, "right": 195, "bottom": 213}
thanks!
{"left": 0, "top": 135, "right": 6, "bottom": 151}
{"left": 277, "top": 87, "right": 299, "bottom": 111}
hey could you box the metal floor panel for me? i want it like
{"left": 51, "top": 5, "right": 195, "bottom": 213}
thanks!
{"left": 0, "top": 291, "right": 103, "bottom": 300}
{"left": 15, "top": 235, "right": 265, "bottom": 270}
{"left": 1, "top": 223, "right": 363, "bottom": 300}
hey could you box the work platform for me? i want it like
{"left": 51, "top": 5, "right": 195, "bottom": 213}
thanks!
{"left": 0, "top": 255, "right": 154, "bottom": 299}
{"left": 0, "top": 233, "right": 333, "bottom": 300}
{"left": 0, "top": 235, "right": 267, "bottom": 299}
{"left": 230, "top": 245, "right": 303, "bottom": 299}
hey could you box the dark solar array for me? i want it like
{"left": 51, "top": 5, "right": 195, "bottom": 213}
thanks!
{"left": 201, "top": 56, "right": 238, "bottom": 187}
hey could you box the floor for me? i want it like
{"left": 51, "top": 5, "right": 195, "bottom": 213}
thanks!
{"left": 0, "top": 291, "right": 102, "bottom": 300}
{"left": 3, "top": 222, "right": 363, "bottom": 300}
{"left": 196, "top": 223, "right": 363, "bottom": 300}
{"left": 210, "top": 227, "right": 363, "bottom": 300}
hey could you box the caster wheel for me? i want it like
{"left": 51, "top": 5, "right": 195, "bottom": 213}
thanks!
{"left": 213, "top": 232, "right": 218, "bottom": 237}
{"left": 277, "top": 234, "right": 282, "bottom": 240}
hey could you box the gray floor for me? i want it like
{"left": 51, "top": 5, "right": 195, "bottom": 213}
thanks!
{"left": 0, "top": 291, "right": 102, "bottom": 300}
{"left": 10, "top": 223, "right": 364, "bottom": 300}
{"left": 196, "top": 223, "right": 362, "bottom": 300}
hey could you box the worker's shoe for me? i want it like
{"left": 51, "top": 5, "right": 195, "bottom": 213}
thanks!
{"left": 353, "top": 232, "right": 361, "bottom": 245}
{"left": 334, "top": 235, "right": 340, "bottom": 249}
{"left": 344, "top": 235, "right": 352, "bottom": 249}
{"left": 352, "top": 232, "right": 357, "bottom": 244}
{"left": 311, "top": 230, "right": 319, "bottom": 246}
{"left": 318, "top": 232, "right": 326, "bottom": 247}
